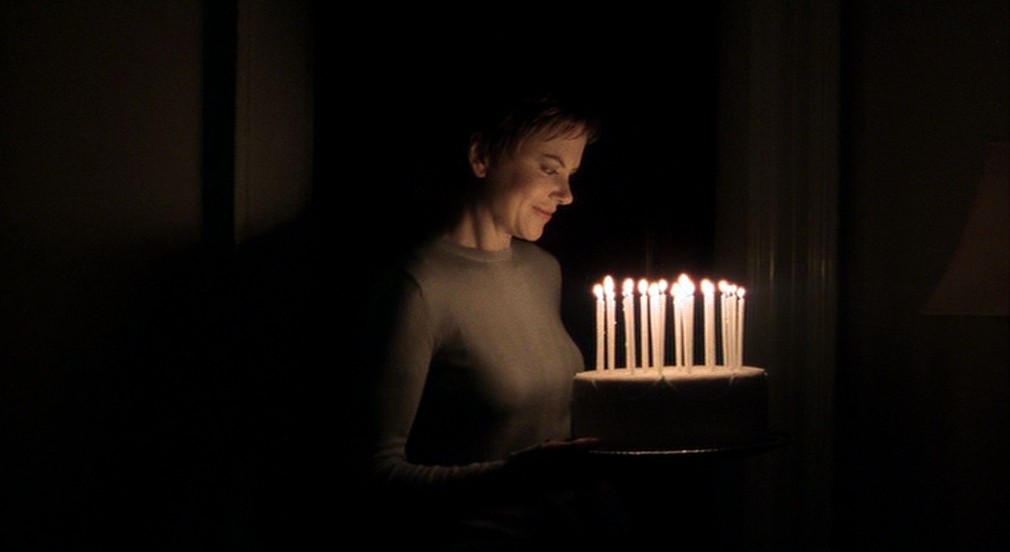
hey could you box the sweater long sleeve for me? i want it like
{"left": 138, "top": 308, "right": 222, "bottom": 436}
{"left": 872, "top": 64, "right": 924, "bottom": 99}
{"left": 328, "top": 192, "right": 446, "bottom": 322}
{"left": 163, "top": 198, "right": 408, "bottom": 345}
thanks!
{"left": 359, "top": 238, "right": 584, "bottom": 503}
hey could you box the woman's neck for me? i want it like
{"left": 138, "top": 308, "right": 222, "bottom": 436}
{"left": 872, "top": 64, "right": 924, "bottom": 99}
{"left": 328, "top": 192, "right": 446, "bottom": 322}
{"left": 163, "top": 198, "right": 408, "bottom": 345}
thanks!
{"left": 445, "top": 206, "right": 511, "bottom": 252}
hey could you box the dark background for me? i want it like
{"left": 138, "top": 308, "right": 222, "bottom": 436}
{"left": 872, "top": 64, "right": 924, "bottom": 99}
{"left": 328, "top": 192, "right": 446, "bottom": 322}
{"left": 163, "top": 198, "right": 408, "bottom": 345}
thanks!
{"left": 325, "top": 8, "right": 722, "bottom": 361}
{"left": 2, "top": 1, "right": 1008, "bottom": 550}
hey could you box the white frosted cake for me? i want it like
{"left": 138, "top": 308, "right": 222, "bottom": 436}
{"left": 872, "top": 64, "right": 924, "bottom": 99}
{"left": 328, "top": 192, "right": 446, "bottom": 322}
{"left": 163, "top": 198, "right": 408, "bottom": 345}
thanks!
{"left": 571, "top": 366, "right": 769, "bottom": 451}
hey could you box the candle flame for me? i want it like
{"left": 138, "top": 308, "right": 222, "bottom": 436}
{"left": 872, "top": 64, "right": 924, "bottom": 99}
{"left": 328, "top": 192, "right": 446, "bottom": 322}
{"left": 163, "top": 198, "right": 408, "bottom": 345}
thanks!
{"left": 622, "top": 278, "right": 634, "bottom": 295}
{"left": 594, "top": 273, "right": 748, "bottom": 372}
{"left": 603, "top": 275, "right": 615, "bottom": 296}
{"left": 680, "top": 276, "right": 695, "bottom": 295}
{"left": 720, "top": 281, "right": 736, "bottom": 296}
{"left": 701, "top": 279, "right": 715, "bottom": 295}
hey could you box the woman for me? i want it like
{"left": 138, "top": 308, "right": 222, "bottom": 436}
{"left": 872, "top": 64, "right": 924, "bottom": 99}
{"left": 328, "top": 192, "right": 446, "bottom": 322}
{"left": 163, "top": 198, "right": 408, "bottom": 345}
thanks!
{"left": 358, "top": 90, "right": 624, "bottom": 548}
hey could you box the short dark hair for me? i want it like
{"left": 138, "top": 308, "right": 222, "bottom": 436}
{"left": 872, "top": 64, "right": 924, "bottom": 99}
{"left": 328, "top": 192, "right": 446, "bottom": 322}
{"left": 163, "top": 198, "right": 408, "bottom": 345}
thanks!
{"left": 468, "top": 91, "right": 601, "bottom": 167}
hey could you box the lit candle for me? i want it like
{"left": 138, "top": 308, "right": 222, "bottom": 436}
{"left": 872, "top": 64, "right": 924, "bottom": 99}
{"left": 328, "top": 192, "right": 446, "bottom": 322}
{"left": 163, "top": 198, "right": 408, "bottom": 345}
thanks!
{"left": 736, "top": 286, "right": 746, "bottom": 369}
{"left": 622, "top": 278, "right": 636, "bottom": 370}
{"left": 679, "top": 274, "right": 695, "bottom": 368}
{"left": 718, "top": 280, "right": 730, "bottom": 367}
{"left": 604, "top": 276, "right": 616, "bottom": 370}
{"left": 593, "top": 283, "right": 604, "bottom": 370}
{"left": 638, "top": 279, "right": 649, "bottom": 368}
{"left": 648, "top": 282, "right": 660, "bottom": 369}
{"left": 657, "top": 279, "right": 668, "bottom": 369}
{"left": 672, "top": 281, "right": 683, "bottom": 367}
{"left": 725, "top": 282, "right": 738, "bottom": 368}
{"left": 702, "top": 279, "right": 716, "bottom": 368}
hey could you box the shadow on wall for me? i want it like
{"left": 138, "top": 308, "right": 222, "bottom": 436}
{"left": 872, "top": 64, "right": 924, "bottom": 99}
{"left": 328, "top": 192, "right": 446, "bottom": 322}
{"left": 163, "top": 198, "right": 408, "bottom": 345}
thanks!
{"left": 5, "top": 215, "right": 348, "bottom": 549}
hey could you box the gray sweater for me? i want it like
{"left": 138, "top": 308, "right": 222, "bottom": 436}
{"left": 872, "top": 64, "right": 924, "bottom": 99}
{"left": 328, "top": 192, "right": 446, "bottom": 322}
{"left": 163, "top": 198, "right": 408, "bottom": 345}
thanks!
{"left": 361, "top": 237, "right": 584, "bottom": 500}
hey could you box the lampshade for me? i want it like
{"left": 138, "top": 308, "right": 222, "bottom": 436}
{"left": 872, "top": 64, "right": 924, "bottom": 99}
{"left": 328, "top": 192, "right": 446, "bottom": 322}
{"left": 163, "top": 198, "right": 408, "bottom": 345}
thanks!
{"left": 923, "top": 142, "right": 1010, "bottom": 316}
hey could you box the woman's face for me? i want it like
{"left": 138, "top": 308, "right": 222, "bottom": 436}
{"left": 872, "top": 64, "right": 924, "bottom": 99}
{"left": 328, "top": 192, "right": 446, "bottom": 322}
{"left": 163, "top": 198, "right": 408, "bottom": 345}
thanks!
{"left": 474, "top": 130, "right": 588, "bottom": 243}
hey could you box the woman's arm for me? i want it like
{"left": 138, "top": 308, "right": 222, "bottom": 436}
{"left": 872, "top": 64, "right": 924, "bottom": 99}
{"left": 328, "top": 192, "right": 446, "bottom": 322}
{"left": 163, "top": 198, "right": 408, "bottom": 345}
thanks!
{"left": 358, "top": 271, "right": 506, "bottom": 501}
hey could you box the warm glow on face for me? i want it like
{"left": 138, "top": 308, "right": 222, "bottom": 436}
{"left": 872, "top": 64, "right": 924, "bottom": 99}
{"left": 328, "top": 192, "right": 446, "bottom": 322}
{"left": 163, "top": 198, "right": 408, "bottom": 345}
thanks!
{"left": 482, "top": 133, "right": 588, "bottom": 244}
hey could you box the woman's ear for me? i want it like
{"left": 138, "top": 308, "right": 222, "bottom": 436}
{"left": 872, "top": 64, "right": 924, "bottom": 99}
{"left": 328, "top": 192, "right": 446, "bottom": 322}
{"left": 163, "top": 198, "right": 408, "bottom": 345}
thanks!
{"left": 468, "top": 140, "right": 488, "bottom": 178}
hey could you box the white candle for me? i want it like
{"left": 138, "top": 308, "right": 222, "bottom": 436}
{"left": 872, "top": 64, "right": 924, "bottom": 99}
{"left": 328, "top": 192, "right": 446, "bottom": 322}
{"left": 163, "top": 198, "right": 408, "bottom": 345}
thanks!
{"left": 725, "top": 282, "right": 738, "bottom": 368}
{"left": 604, "top": 276, "right": 616, "bottom": 370}
{"left": 637, "top": 279, "right": 649, "bottom": 368}
{"left": 673, "top": 281, "right": 683, "bottom": 367}
{"left": 593, "top": 283, "right": 604, "bottom": 370}
{"left": 736, "top": 286, "right": 746, "bottom": 369}
{"left": 718, "top": 280, "right": 730, "bottom": 367}
{"left": 679, "top": 274, "right": 695, "bottom": 369}
{"left": 648, "top": 282, "right": 660, "bottom": 369}
{"left": 657, "top": 279, "right": 668, "bottom": 369}
{"left": 622, "top": 278, "right": 636, "bottom": 370}
{"left": 702, "top": 279, "right": 716, "bottom": 368}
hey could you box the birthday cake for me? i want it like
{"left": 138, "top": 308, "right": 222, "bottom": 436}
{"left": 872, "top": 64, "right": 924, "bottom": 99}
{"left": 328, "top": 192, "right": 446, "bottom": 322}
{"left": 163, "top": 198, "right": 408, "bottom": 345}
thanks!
{"left": 571, "top": 366, "right": 768, "bottom": 451}
{"left": 571, "top": 274, "right": 769, "bottom": 451}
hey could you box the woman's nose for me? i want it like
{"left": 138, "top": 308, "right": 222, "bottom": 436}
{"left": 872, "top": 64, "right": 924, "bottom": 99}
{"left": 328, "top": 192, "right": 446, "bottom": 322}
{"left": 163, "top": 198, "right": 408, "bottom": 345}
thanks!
{"left": 554, "top": 178, "right": 573, "bottom": 205}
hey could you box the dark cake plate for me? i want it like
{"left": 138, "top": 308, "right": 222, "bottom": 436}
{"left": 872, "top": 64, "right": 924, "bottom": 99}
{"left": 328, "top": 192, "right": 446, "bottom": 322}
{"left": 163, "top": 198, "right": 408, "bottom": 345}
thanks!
{"left": 587, "top": 432, "right": 790, "bottom": 461}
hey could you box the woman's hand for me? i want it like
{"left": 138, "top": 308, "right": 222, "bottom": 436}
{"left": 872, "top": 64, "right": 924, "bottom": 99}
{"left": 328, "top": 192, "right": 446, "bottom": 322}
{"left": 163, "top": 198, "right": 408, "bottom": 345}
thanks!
{"left": 502, "top": 437, "right": 601, "bottom": 490}
{"left": 535, "top": 437, "right": 601, "bottom": 452}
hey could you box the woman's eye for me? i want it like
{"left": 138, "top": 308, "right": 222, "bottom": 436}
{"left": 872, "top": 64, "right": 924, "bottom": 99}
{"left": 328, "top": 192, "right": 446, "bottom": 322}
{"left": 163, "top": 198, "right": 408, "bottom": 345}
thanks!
{"left": 542, "top": 166, "right": 559, "bottom": 176}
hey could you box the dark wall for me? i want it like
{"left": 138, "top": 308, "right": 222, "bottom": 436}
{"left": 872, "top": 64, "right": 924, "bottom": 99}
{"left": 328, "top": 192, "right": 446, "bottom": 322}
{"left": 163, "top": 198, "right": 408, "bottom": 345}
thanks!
{"left": 837, "top": 1, "right": 1010, "bottom": 549}
{"left": 1, "top": 2, "right": 206, "bottom": 547}
{"left": 1, "top": 2, "right": 323, "bottom": 549}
